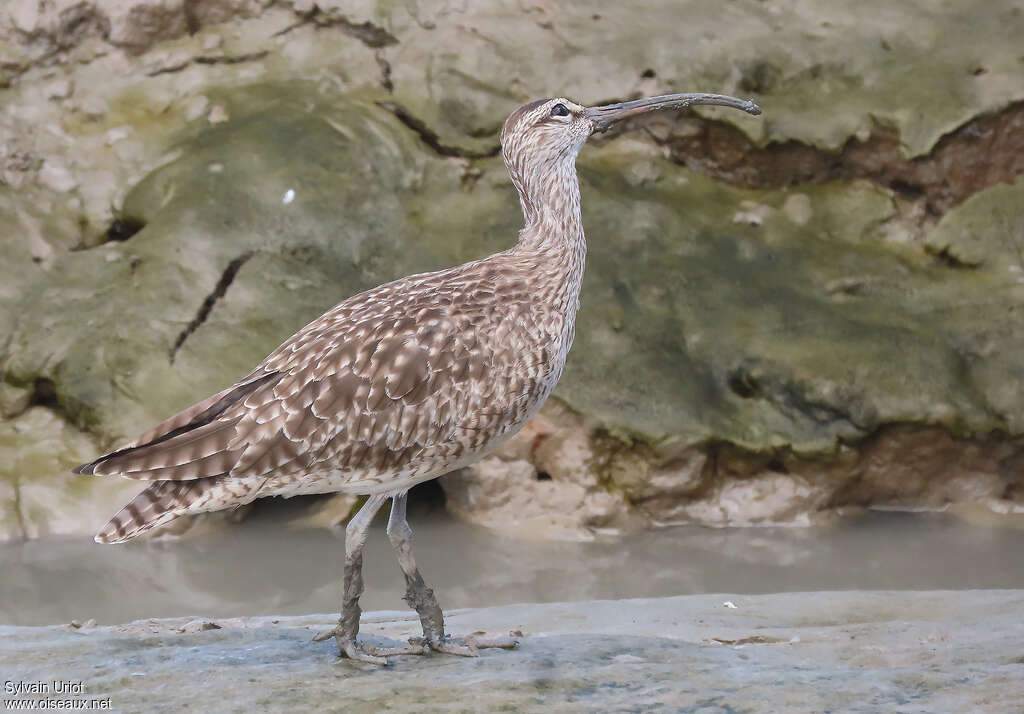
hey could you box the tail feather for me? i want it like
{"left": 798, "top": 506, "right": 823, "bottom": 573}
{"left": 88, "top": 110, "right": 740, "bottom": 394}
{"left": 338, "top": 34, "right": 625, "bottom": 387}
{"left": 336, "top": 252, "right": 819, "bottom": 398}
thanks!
{"left": 95, "top": 480, "right": 204, "bottom": 544}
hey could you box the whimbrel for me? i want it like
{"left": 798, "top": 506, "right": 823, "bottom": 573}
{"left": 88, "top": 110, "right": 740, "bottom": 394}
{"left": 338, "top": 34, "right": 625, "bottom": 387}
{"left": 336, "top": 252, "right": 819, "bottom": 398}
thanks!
{"left": 77, "top": 91, "right": 761, "bottom": 663}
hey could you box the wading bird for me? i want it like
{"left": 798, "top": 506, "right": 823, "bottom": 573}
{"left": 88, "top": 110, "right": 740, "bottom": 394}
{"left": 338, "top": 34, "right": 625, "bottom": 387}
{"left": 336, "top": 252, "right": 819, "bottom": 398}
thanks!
{"left": 77, "top": 91, "right": 761, "bottom": 664}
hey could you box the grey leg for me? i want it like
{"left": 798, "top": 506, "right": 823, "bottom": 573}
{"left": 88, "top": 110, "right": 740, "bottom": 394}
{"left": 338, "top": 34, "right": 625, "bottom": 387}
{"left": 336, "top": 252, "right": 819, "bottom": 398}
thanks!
{"left": 386, "top": 491, "right": 518, "bottom": 657}
{"left": 313, "top": 494, "right": 403, "bottom": 665}
{"left": 386, "top": 491, "right": 448, "bottom": 647}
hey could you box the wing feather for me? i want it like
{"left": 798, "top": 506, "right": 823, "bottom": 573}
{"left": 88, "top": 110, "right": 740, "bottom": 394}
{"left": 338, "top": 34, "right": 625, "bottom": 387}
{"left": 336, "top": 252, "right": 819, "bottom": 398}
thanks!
{"left": 75, "top": 371, "right": 280, "bottom": 477}
{"left": 79, "top": 256, "right": 547, "bottom": 491}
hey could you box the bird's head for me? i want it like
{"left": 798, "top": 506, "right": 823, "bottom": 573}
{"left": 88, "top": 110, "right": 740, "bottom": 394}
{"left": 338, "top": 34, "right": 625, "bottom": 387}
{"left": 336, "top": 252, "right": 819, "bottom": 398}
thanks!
{"left": 500, "top": 97, "right": 592, "bottom": 175}
{"left": 500, "top": 93, "right": 761, "bottom": 216}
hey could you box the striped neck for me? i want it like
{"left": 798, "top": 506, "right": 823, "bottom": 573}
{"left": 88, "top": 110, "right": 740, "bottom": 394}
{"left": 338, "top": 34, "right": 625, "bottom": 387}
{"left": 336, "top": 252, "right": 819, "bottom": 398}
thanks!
{"left": 512, "top": 154, "right": 585, "bottom": 254}
{"left": 510, "top": 157, "right": 587, "bottom": 316}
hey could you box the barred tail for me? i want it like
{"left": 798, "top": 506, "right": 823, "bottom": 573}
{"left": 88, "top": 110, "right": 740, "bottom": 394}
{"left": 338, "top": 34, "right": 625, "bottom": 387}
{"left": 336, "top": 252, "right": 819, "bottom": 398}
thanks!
{"left": 95, "top": 481, "right": 200, "bottom": 544}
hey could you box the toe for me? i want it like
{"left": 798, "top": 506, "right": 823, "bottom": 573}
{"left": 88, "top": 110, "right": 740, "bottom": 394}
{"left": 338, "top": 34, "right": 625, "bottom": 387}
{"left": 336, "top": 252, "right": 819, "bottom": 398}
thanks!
{"left": 433, "top": 639, "right": 479, "bottom": 657}
{"left": 466, "top": 633, "right": 519, "bottom": 650}
{"left": 311, "top": 626, "right": 343, "bottom": 642}
{"left": 341, "top": 641, "right": 389, "bottom": 666}
{"left": 365, "top": 642, "right": 428, "bottom": 657}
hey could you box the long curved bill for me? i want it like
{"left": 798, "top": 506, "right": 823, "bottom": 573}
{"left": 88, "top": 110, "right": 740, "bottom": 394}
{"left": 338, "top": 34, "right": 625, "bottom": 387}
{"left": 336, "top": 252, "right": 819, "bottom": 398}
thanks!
{"left": 586, "top": 92, "right": 761, "bottom": 132}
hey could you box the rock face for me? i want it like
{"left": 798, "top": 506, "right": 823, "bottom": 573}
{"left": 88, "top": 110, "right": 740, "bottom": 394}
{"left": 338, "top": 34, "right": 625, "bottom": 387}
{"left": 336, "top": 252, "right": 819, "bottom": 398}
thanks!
{"left": 0, "top": 407, "right": 142, "bottom": 539}
{"left": 2, "top": 592, "right": 1023, "bottom": 712}
{"left": 2, "top": 0, "right": 1024, "bottom": 539}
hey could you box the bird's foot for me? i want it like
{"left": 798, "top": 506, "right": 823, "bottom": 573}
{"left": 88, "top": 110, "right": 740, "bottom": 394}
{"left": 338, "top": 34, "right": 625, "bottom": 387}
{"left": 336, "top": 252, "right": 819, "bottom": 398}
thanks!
{"left": 410, "top": 632, "right": 519, "bottom": 657}
{"left": 314, "top": 626, "right": 518, "bottom": 664}
{"left": 312, "top": 626, "right": 421, "bottom": 666}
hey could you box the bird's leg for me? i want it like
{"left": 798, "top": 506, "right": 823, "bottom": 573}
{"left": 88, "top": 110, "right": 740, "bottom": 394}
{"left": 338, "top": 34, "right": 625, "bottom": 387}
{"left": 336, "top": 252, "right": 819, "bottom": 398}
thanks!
{"left": 386, "top": 491, "right": 518, "bottom": 656}
{"left": 386, "top": 492, "right": 446, "bottom": 649}
{"left": 313, "top": 493, "right": 413, "bottom": 665}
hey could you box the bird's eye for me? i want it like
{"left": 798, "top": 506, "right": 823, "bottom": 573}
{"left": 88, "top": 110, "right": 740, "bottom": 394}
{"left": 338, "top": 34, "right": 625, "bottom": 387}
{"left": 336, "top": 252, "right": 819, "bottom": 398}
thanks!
{"left": 550, "top": 103, "right": 571, "bottom": 118}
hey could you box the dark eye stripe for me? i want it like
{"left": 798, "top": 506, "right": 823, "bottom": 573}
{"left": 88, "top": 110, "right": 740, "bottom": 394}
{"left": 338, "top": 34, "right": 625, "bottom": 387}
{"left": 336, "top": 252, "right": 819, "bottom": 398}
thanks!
{"left": 550, "top": 103, "right": 570, "bottom": 118}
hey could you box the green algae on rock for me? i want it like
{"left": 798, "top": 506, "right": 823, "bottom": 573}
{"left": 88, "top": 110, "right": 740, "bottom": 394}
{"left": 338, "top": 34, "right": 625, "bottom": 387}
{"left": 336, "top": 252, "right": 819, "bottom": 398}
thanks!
{"left": 566, "top": 146, "right": 1020, "bottom": 448}
{"left": 0, "top": 407, "right": 139, "bottom": 540}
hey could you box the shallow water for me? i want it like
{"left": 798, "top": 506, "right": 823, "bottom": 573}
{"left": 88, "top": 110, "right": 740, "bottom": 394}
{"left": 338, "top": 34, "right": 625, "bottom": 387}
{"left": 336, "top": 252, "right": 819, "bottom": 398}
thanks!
{"left": 3, "top": 500, "right": 1024, "bottom": 627}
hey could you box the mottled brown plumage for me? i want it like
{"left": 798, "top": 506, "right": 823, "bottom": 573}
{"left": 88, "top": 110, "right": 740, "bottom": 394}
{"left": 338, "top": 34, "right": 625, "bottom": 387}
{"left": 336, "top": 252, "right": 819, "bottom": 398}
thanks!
{"left": 81, "top": 99, "right": 593, "bottom": 543}
{"left": 78, "top": 91, "right": 759, "bottom": 662}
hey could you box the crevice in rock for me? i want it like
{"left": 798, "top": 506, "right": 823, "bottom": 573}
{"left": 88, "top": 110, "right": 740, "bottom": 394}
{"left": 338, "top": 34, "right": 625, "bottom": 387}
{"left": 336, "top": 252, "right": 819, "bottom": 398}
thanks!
{"left": 608, "top": 99, "right": 1024, "bottom": 221}
{"left": 28, "top": 377, "right": 59, "bottom": 410}
{"left": 169, "top": 251, "right": 255, "bottom": 363}
{"left": 104, "top": 216, "right": 146, "bottom": 243}
{"left": 324, "top": 15, "right": 398, "bottom": 48}
{"left": 376, "top": 102, "right": 501, "bottom": 159}
{"left": 145, "top": 60, "right": 191, "bottom": 76}
{"left": 1, "top": 375, "right": 62, "bottom": 421}
{"left": 0, "top": 375, "right": 86, "bottom": 432}
{"left": 928, "top": 246, "right": 980, "bottom": 270}
{"left": 69, "top": 215, "right": 147, "bottom": 251}
{"left": 0, "top": 62, "right": 25, "bottom": 89}
{"left": 193, "top": 51, "right": 270, "bottom": 66}
{"left": 375, "top": 50, "right": 393, "bottom": 93}
{"left": 274, "top": 6, "right": 398, "bottom": 48}
{"left": 727, "top": 368, "right": 759, "bottom": 399}
{"left": 272, "top": 6, "right": 319, "bottom": 38}
{"left": 183, "top": 0, "right": 202, "bottom": 35}
{"left": 146, "top": 50, "right": 270, "bottom": 77}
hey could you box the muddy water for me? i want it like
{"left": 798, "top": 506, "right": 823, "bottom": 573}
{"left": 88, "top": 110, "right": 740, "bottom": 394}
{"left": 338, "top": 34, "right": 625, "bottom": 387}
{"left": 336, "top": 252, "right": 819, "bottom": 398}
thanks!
{"left": 3, "top": 500, "right": 1024, "bottom": 627}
